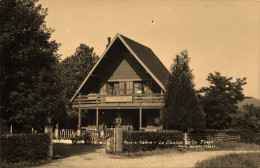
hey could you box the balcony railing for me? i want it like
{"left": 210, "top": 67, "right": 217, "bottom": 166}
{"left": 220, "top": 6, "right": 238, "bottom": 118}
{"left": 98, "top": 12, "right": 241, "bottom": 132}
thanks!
{"left": 72, "top": 93, "right": 165, "bottom": 109}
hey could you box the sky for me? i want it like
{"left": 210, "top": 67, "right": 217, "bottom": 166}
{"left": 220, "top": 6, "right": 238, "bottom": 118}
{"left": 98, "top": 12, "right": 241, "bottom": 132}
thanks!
{"left": 39, "top": 0, "right": 260, "bottom": 99}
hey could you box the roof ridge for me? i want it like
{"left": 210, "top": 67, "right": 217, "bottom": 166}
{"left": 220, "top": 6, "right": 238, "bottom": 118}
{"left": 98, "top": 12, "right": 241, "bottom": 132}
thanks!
{"left": 118, "top": 34, "right": 152, "bottom": 50}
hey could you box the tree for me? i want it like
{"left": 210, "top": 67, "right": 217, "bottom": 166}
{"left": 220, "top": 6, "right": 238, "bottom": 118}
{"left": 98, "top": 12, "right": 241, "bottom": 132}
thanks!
{"left": 162, "top": 50, "right": 205, "bottom": 131}
{"left": 232, "top": 103, "right": 260, "bottom": 131}
{"left": 231, "top": 104, "right": 260, "bottom": 143}
{"left": 58, "top": 44, "right": 98, "bottom": 128}
{"left": 59, "top": 44, "right": 98, "bottom": 101}
{"left": 0, "top": 0, "right": 64, "bottom": 132}
{"left": 199, "top": 72, "right": 247, "bottom": 129}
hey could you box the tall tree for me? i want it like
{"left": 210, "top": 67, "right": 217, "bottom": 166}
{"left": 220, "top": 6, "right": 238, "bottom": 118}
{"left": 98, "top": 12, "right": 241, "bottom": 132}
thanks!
{"left": 199, "top": 72, "right": 247, "bottom": 129}
{"left": 59, "top": 43, "right": 98, "bottom": 101}
{"left": 58, "top": 44, "right": 98, "bottom": 128}
{"left": 162, "top": 50, "right": 205, "bottom": 131}
{"left": 0, "top": 0, "right": 64, "bottom": 132}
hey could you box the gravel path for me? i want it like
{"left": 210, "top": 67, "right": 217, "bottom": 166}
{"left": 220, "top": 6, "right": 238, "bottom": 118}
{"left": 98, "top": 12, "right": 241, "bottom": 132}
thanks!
{"left": 32, "top": 148, "right": 260, "bottom": 168}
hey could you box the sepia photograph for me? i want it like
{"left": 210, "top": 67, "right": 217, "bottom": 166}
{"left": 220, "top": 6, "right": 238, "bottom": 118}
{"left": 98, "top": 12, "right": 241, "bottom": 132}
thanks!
{"left": 1, "top": 0, "right": 260, "bottom": 167}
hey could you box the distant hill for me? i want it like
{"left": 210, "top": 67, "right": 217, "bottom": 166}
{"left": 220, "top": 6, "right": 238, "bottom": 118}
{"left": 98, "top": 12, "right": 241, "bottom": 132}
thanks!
{"left": 237, "top": 97, "right": 260, "bottom": 110}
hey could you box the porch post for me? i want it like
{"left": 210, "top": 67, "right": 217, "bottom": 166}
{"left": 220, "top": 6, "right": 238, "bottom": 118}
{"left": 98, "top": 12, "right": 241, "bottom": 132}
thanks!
{"left": 78, "top": 108, "right": 82, "bottom": 128}
{"left": 77, "top": 93, "right": 81, "bottom": 136}
{"left": 77, "top": 108, "right": 82, "bottom": 136}
{"left": 139, "top": 107, "right": 142, "bottom": 129}
{"left": 96, "top": 107, "right": 99, "bottom": 129}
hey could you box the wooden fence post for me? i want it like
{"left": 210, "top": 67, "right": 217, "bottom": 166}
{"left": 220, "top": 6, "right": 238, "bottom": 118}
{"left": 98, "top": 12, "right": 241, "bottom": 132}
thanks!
{"left": 184, "top": 132, "right": 188, "bottom": 145}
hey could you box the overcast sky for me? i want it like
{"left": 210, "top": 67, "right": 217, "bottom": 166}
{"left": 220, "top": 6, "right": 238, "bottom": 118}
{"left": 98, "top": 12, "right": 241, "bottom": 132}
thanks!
{"left": 39, "top": 0, "right": 260, "bottom": 99}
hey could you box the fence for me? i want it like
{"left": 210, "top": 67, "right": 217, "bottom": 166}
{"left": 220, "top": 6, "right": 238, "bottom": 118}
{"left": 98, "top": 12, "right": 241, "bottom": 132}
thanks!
{"left": 188, "top": 130, "right": 241, "bottom": 142}
{"left": 56, "top": 129, "right": 76, "bottom": 139}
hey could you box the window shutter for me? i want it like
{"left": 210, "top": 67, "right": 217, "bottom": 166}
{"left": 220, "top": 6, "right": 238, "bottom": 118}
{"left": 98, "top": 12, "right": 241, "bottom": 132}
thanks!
{"left": 119, "top": 82, "right": 125, "bottom": 94}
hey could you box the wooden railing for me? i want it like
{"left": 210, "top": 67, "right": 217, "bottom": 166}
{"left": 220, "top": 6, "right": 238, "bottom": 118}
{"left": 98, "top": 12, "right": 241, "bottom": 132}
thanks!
{"left": 72, "top": 93, "right": 165, "bottom": 108}
{"left": 58, "top": 129, "right": 76, "bottom": 139}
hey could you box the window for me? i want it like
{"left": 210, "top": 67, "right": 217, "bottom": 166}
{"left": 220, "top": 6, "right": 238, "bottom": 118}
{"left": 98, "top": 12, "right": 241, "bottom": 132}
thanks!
{"left": 119, "top": 82, "right": 125, "bottom": 94}
{"left": 126, "top": 81, "right": 133, "bottom": 94}
{"left": 114, "top": 83, "right": 120, "bottom": 94}
{"left": 134, "top": 82, "right": 142, "bottom": 94}
{"left": 106, "top": 82, "right": 119, "bottom": 95}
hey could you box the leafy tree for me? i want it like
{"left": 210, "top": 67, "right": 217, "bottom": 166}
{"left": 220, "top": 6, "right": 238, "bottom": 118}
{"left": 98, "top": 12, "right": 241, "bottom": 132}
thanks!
{"left": 58, "top": 44, "right": 98, "bottom": 128}
{"left": 59, "top": 44, "right": 98, "bottom": 101}
{"left": 231, "top": 104, "right": 260, "bottom": 143}
{"left": 199, "top": 72, "right": 247, "bottom": 129}
{"left": 162, "top": 50, "right": 205, "bottom": 131}
{"left": 0, "top": 0, "right": 64, "bottom": 132}
{"left": 232, "top": 103, "right": 260, "bottom": 131}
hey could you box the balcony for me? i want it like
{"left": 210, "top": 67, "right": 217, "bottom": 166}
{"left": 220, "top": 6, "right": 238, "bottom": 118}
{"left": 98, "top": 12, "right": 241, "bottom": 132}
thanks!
{"left": 71, "top": 93, "right": 165, "bottom": 109}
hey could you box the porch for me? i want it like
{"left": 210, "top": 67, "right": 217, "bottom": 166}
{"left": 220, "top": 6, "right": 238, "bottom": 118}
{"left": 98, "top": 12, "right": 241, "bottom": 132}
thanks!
{"left": 71, "top": 93, "right": 164, "bottom": 131}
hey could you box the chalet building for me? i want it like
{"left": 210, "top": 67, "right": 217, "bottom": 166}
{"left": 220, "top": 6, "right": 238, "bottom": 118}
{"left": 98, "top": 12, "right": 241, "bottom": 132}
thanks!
{"left": 70, "top": 33, "right": 170, "bottom": 131}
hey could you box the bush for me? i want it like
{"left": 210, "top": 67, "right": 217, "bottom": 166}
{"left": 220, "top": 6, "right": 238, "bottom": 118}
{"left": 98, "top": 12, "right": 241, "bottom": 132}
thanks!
{"left": 122, "top": 130, "right": 183, "bottom": 152}
{"left": 71, "top": 132, "right": 92, "bottom": 144}
{"left": 195, "top": 152, "right": 260, "bottom": 168}
{"left": 239, "top": 131, "right": 260, "bottom": 145}
{"left": 0, "top": 133, "right": 51, "bottom": 163}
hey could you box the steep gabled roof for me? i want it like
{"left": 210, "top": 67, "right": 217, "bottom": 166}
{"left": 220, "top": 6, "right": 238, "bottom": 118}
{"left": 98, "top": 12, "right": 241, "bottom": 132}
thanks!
{"left": 70, "top": 33, "right": 170, "bottom": 103}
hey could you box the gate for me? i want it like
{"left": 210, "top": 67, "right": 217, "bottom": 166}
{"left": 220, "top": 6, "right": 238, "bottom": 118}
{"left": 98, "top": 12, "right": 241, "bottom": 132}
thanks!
{"left": 105, "top": 127, "right": 122, "bottom": 153}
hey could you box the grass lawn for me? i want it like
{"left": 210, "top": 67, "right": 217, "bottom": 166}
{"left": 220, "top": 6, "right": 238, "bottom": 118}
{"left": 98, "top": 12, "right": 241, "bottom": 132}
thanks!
{"left": 195, "top": 152, "right": 260, "bottom": 168}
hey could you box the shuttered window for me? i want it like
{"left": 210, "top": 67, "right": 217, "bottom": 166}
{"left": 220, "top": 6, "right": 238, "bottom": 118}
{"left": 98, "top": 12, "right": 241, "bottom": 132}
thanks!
{"left": 114, "top": 83, "right": 120, "bottom": 94}
{"left": 126, "top": 81, "right": 133, "bottom": 94}
{"left": 119, "top": 82, "right": 126, "bottom": 94}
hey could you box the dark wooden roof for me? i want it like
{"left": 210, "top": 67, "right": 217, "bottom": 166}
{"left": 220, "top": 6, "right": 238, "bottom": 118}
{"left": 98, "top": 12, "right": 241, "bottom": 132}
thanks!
{"left": 70, "top": 33, "right": 170, "bottom": 103}
{"left": 120, "top": 34, "right": 170, "bottom": 87}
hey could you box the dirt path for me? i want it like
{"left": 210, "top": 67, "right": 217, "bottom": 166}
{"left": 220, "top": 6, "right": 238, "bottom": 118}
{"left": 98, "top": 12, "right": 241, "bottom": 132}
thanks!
{"left": 33, "top": 148, "right": 259, "bottom": 168}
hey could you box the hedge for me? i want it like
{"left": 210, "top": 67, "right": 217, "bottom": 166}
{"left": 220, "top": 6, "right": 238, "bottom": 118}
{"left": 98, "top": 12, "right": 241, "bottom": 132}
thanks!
{"left": 122, "top": 131, "right": 183, "bottom": 152}
{"left": 0, "top": 133, "right": 51, "bottom": 163}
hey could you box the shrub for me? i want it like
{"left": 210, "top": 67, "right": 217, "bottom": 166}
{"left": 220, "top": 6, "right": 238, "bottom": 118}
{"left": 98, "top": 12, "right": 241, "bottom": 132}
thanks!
{"left": 122, "top": 130, "right": 183, "bottom": 152}
{"left": 71, "top": 132, "right": 92, "bottom": 144}
{"left": 239, "top": 131, "right": 260, "bottom": 145}
{"left": 0, "top": 133, "right": 51, "bottom": 163}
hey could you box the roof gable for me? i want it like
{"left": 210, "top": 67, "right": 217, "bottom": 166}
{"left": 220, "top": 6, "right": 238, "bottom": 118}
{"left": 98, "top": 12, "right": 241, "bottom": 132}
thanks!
{"left": 70, "top": 33, "right": 170, "bottom": 103}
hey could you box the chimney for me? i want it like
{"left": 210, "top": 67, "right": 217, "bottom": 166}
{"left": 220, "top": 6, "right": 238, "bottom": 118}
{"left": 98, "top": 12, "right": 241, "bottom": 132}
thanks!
{"left": 106, "top": 37, "right": 111, "bottom": 48}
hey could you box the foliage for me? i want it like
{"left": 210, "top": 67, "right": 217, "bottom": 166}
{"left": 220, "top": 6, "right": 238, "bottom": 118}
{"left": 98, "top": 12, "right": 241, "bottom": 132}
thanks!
{"left": 162, "top": 50, "right": 205, "bottom": 131}
{"left": 231, "top": 104, "right": 260, "bottom": 144}
{"left": 0, "top": 0, "right": 65, "bottom": 132}
{"left": 122, "top": 130, "right": 183, "bottom": 152}
{"left": 195, "top": 153, "right": 260, "bottom": 168}
{"left": 199, "top": 72, "right": 247, "bottom": 129}
{"left": 0, "top": 133, "right": 51, "bottom": 163}
{"left": 59, "top": 43, "right": 98, "bottom": 101}
{"left": 232, "top": 104, "right": 260, "bottom": 130}
{"left": 71, "top": 132, "right": 92, "bottom": 144}
{"left": 58, "top": 44, "right": 98, "bottom": 128}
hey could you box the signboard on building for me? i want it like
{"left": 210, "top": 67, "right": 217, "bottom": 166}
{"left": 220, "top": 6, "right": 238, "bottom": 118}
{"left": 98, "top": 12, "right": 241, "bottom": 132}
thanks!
{"left": 106, "top": 96, "right": 133, "bottom": 102}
